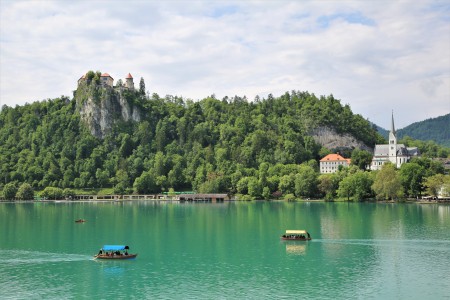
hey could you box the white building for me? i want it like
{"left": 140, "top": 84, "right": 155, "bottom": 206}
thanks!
{"left": 320, "top": 154, "right": 351, "bottom": 174}
{"left": 370, "top": 112, "right": 420, "bottom": 170}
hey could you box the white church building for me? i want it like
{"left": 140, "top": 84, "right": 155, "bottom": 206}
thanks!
{"left": 370, "top": 113, "right": 420, "bottom": 170}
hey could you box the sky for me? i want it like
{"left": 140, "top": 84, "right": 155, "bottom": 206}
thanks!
{"left": 0, "top": 0, "right": 449, "bottom": 129}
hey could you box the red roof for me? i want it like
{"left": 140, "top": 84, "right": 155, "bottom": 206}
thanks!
{"left": 320, "top": 154, "right": 351, "bottom": 163}
{"left": 101, "top": 73, "right": 113, "bottom": 78}
{"left": 125, "top": 73, "right": 133, "bottom": 79}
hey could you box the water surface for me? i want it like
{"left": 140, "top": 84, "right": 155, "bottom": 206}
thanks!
{"left": 1, "top": 201, "right": 449, "bottom": 299}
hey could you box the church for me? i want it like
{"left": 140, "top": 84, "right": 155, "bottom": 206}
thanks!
{"left": 370, "top": 112, "right": 420, "bottom": 170}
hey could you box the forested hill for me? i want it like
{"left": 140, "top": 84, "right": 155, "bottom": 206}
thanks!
{"left": 0, "top": 77, "right": 383, "bottom": 195}
{"left": 397, "top": 114, "right": 450, "bottom": 147}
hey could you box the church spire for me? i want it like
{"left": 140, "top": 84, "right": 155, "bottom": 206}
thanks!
{"left": 391, "top": 110, "right": 396, "bottom": 135}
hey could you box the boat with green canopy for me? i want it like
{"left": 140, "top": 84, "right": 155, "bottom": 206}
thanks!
{"left": 94, "top": 245, "right": 137, "bottom": 259}
{"left": 281, "top": 230, "right": 311, "bottom": 241}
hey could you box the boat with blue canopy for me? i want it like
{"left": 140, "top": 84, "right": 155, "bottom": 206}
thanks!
{"left": 94, "top": 245, "right": 137, "bottom": 259}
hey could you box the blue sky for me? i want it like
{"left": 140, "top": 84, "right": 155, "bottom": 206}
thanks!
{"left": 0, "top": 0, "right": 449, "bottom": 129}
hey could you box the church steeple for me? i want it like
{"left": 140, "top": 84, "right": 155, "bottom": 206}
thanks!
{"left": 388, "top": 110, "right": 397, "bottom": 162}
{"left": 390, "top": 110, "right": 396, "bottom": 135}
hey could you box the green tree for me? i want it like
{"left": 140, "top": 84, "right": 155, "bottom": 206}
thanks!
{"left": 16, "top": 183, "right": 34, "bottom": 200}
{"left": 399, "top": 163, "right": 425, "bottom": 198}
{"left": 3, "top": 183, "right": 18, "bottom": 200}
{"left": 294, "top": 164, "right": 318, "bottom": 198}
{"left": 40, "top": 187, "right": 64, "bottom": 199}
{"left": 63, "top": 188, "right": 76, "bottom": 199}
{"left": 278, "top": 174, "right": 295, "bottom": 195}
{"left": 247, "top": 176, "right": 262, "bottom": 199}
{"left": 351, "top": 149, "right": 373, "bottom": 170}
{"left": 423, "top": 174, "right": 449, "bottom": 198}
{"left": 318, "top": 174, "right": 336, "bottom": 200}
{"left": 262, "top": 186, "right": 271, "bottom": 200}
{"left": 96, "top": 169, "right": 110, "bottom": 188}
{"left": 372, "top": 163, "right": 403, "bottom": 200}
{"left": 133, "top": 171, "right": 157, "bottom": 194}
{"left": 139, "top": 77, "right": 146, "bottom": 95}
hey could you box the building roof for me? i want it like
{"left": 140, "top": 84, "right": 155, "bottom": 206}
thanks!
{"left": 100, "top": 73, "right": 113, "bottom": 78}
{"left": 126, "top": 73, "right": 133, "bottom": 79}
{"left": 320, "top": 154, "right": 351, "bottom": 164}
{"left": 373, "top": 144, "right": 419, "bottom": 157}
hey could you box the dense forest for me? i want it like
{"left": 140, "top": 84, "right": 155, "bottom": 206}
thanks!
{"left": 1, "top": 73, "right": 449, "bottom": 200}
{"left": 397, "top": 114, "right": 450, "bottom": 147}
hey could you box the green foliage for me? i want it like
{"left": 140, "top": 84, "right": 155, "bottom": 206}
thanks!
{"left": 399, "top": 163, "right": 425, "bottom": 198}
{"left": 337, "top": 170, "right": 374, "bottom": 201}
{"left": 397, "top": 114, "right": 450, "bottom": 148}
{"left": 423, "top": 174, "right": 450, "bottom": 198}
{"left": 400, "top": 136, "right": 450, "bottom": 158}
{"left": 294, "top": 164, "right": 318, "bottom": 198}
{"left": 351, "top": 149, "right": 373, "bottom": 170}
{"left": 3, "top": 183, "right": 18, "bottom": 200}
{"left": 371, "top": 163, "right": 403, "bottom": 200}
{"left": 63, "top": 188, "right": 76, "bottom": 198}
{"left": 40, "top": 187, "right": 64, "bottom": 199}
{"left": 16, "top": 183, "right": 34, "bottom": 200}
{"left": 2, "top": 86, "right": 430, "bottom": 200}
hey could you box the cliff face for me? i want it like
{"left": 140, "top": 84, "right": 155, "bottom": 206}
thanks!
{"left": 75, "top": 84, "right": 141, "bottom": 139}
{"left": 311, "top": 126, "right": 372, "bottom": 152}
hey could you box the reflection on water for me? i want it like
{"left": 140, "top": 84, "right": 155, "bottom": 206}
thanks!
{"left": 283, "top": 241, "right": 308, "bottom": 255}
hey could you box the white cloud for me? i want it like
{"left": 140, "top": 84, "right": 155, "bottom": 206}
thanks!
{"left": 1, "top": 0, "right": 449, "bottom": 129}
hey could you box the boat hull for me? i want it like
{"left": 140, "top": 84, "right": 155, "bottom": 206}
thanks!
{"left": 94, "top": 254, "right": 137, "bottom": 260}
{"left": 281, "top": 237, "right": 311, "bottom": 241}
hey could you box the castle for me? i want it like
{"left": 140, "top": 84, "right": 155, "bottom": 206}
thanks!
{"left": 77, "top": 72, "right": 135, "bottom": 90}
{"left": 370, "top": 112, "right": 420, "bottom": 170}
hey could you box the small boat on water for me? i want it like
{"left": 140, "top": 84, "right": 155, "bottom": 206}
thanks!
{"left": 281, "top": 230, "right": 311, "bottom": 241}
{"left": 94, "top": 245, "right": 137, "bottom": 259}
{"left": 75, "top": 219, "right": 86, "bottom": 223}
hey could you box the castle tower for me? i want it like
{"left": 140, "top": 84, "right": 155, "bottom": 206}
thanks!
{"left": 100, "top": 73, "right": 114, "bottom": 87}
{"left": 388, "top": 111, "right": 397, "bottom": 165}
{"left": 125, "top": 73, "right": 134, "bottom": 90}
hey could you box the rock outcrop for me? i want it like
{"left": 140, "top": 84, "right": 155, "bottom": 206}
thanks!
{"left": 311, "top": 126, "right": 372, "bottom": 152}
{"left": 75, "top": 84, "right": 141, "bottom": 139}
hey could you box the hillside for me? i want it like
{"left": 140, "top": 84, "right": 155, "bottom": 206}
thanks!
{"left": 374, "top": 114, "right": 450, "bottom": 148}
{"left": 0, "top": 72, "right": 384, "bottom": 196}
{"left": 397, "top": 114, "right": 450, "bottom": 147}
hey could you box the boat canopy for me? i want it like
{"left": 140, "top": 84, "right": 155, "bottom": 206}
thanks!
{"left": 101, "top": 245, "right": 130, "bottom": 251}
{"left": 285, "top": 230, "right": 308, "bottom": 234}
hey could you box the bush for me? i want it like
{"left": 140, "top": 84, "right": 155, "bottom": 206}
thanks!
{"left": 40, "top": 187, "right": 64, "bottom": 199}
{"left": 3, "top": 183, "right": 18, "bottom": 200}
{"left": 16, "top": 183, "right": 34, "bottom": 200}
{"left": 283, "top": 193, "right": 296, "bottom": 201}
{"left": 63, "top": 188, "right": 76, "bottom": 199}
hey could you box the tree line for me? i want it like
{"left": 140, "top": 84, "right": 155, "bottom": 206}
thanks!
{"left": 1, "top": 84, "right": 449, "bottom": 200}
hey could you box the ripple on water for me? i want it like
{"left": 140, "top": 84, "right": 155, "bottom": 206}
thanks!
{"left": 0, "top": 249, "right": 92, "bottom": 266}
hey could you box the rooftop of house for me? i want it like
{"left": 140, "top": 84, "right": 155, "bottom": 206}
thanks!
{"left": 320, "top": 154, "right": 351, "bottom": 163}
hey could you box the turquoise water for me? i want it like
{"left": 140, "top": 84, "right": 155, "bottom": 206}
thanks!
{"left": 1, "top": 201, "right": 449, "bottom": 299}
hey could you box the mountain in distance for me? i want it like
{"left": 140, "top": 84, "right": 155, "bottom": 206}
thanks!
{"left": 375, "top": 113, "right": 450, "bottom": 147}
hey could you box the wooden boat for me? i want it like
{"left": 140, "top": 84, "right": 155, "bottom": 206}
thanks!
{"left": 94, "top": 245, "right": 137, "bottom": 260}
{"left": 75, "top": 219, "right": 86, "bottom": 223}
{"left": 281, "top": 230, "right": 311, "bottom": 241}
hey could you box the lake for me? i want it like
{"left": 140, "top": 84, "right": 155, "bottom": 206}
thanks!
{"left": 1, "top": 201, "right": 449, "bottom": 299}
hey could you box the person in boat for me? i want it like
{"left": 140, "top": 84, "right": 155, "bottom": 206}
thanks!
{"left": 98, "top": 250, "right": 103, "bottom": 255}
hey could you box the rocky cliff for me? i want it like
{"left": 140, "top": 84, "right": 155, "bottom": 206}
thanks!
{"left": 75, "top": 84, "right": 141, "bottom": 139}
{"left": 311, "top": 126, "right": 373, "bottom": 152}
